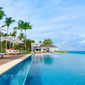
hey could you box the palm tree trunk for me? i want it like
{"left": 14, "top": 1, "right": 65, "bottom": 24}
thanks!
{"left": 6, "top": 26, "right": 9, "bottom": 48}
{"left": 20, "top": 29, "right": 22, "bottom": 33}
{"left": 7, "top": 26, "right": 9, "bottom": 35}
{"left": 25, "top": 30, "right": 26, "bottom": 51}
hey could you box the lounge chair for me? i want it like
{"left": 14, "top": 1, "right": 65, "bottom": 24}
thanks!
{"left": 5, "top": 49, "right": 19, "bottom": 55}
{"left": 13, "top": 49, "right": 23, "bottom": 54}
{"left": 0, "top": 52, "right": 5, "bottom": 57}
{"left": 9, "top": 49, "right": 22, "bottom": 54}
{"left": 16, "top": 49, "right": 25, "bottom": 54}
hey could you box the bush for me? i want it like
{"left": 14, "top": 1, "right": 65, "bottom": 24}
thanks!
{"left": 1, "top": 50, "right": 6, "bottom": 53}
{"left": 27, "top": 48, "right": 30, "bottom": 51}
{"left": 19, "top": 50, "right": 31, "bottom": 53}
{"left": 54, "top": 51, "right": 67, "bottom": 53}
{"left": 25, "top": 50, "right": 31, "bottom": 53}
{"left": 19, "top": 50, "right": 25, "bottom": 52}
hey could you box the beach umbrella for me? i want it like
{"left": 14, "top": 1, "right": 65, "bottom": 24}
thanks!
{"left": 2, "top": 36, "right": 12, "bottom": 48}
{"left": 7, "top": 36, "right": 18, "bottom": 49}
{"left": 0, "top": 27, "right": 5, "bottom": 52}
{"left": 2, "top": 36, "right": 15, "bottom": 49}
{"left": 2, "top": 36, "right": 24, "bottom": 50}
{"left": 8, "top": 37, "right": 24, "bottom": 50}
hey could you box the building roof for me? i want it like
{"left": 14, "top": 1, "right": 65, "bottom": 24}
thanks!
{"left": 34, "top": 46, "right": 41, "bottom": 48}
{"left": 41, "top": 44, "right": 58, "bottom": 48}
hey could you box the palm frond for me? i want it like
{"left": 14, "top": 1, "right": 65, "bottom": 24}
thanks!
{"left": 0, "top": 7, "right": 5, "bottom": 20}
{"left": 14, "top": 27, "right": 19, "bottom": 30}
{"left": 2, "top": 25, "right": 6, "bottom": 27}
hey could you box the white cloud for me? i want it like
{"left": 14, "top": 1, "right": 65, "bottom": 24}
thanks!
{"left": 0, "top": 0, "right": 85, "bottom": 50}
{"left": 80, "top": 40, "right": 85, "bottom": 44}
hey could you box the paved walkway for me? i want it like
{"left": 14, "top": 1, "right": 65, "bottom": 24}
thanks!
{"left": 0, "top": 54, "right": 28, "bottom": 66}
{"left": 0, "top": 54, "right": 31, "bottom": 75}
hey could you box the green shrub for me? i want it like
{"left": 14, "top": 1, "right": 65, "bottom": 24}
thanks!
{"left": 25, "top": 50, "right": 31, "bottom": 53}
{"left": 27, "top": 48, "right": 30, "bottom": 51}
{"left": 1, "top": 50, "right": 6, "bottom": 53}
{"left": 54, "top": 51, "right": 67, "bottom": 53}
{"left": 19, "top": 50, "right": 31, "bottom": 53}
{"left": 19, "top": 50, "right": 25, "bottom": 52}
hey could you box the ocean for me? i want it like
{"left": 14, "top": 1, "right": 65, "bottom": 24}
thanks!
{"left": 67, "top": 51, "right": 85, "bottom": 54}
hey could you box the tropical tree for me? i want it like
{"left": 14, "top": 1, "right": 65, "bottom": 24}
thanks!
{"left": 0, "top": 7, "right": 5, "bottom": 20}
{"left": 39, "top": 41, "right": 42, "bottom": 43}
{"left": 2, "top": 17, "right": 15, "bottom": 35}
{"left": 24, "top": 22, "right": 32, "bottom": 50}
{"left": 0, "top": 32, "right": 4, "bottom": 37}
{"left": 18, "top": 33, "right": 25, "bottom": 40}
{"left": 3, "top": 33, "right": 8, "bottom": 37}
{"left": 11, "top": 30, "right": 17, "bottom": 37}
{"left": 22, "top": 39, "right": 35, "bottom": 51}
{"left": 14, "top": 20, "right": 24, "bottom": 33}
{"left": 31, "top": 40, "right": 35, "bottom": 43}
{"left": 42, "top": 38, "right": 53, "bottom": 46}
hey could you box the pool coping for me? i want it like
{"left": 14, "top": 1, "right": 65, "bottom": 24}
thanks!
{"left": 0, "top": 54, "right": 31, "bottom": 75}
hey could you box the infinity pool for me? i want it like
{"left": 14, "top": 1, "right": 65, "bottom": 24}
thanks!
{"left": 0, "top": 53, "right": 85, "bottom": 85}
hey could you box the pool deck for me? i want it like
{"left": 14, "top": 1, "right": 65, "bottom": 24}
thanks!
{"left": 0, "top": 54, "right": 31, "bottom": 75}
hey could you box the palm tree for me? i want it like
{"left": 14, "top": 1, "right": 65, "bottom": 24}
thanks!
{"left": 2, "top": 17, "right": 15, "bottom": 35}
{"left": 0, "top": 7, "right": 5, "bottom": 20}
{"left": 47, "top": 38, "right": 53, "bottom": 44}
{"left": 18, "top": 33, "right": 25, "bottom": 40}
{"left": 14, "top": 20, "right": 24, "bottom": 33}
{"left": 22, "top": 39, "right": 35, "bottom": 51}
{"left": 11, "top": 30, "right": 17, "bottom": 37}
{"left": 24, "top": 22, "right": 32, "bottom": 50}
{"left": 3, "top": 33, "right": 8, "bottom": 37}
{"left": 18, "top": 33, "right": 25, "bottom": 50}
{"left": 31, "top": 40, "right": 35, "bottom": 43}
{"left": 42, "top": 38, "right": 53, "bottom": 46}
{"left": 39, "top": 41, "right": 42, "bottom": 43}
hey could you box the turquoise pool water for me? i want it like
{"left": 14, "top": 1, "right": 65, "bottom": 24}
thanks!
{"left": 39, "top": 53, "right": 85, "bottom": 85}
{"left": 0, "top": 53, "right": 85, "bottom": 85}
{"left": 0, "top": 56, "right": 32, "bottom": 85}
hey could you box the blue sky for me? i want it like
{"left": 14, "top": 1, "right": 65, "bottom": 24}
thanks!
{"left": 0, "top": 0, "right": 85, "bottom": 51}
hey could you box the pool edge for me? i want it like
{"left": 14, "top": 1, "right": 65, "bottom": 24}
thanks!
{"left": 0, "top": 54, "right": 31, "bottom": 75}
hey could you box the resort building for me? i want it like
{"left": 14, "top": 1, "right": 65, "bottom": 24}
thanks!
{"left": 31, "top": 42, "right": 58, "bottom": 53}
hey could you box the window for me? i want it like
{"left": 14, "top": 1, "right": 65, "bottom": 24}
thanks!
{"left": 39, "top": 49, "right": 41, "bottom": 51}
{"left": 36, "top": 49, "right": 38, "bottom": 51}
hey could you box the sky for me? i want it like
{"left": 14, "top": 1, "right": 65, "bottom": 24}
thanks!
{"left": 0, "top": 0, "right": 85, "bottom": 51}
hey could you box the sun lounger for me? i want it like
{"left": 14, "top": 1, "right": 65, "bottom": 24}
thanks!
{"left": 16, "top": 49, "right": 25, "bottom": 54}
{"left": 0, "top": 52, "right": 5, "bottom": 57}
{"left": 9, "top": 49, "right": 22, "bottom": 54}
{"left": 5, "top": 49, "right": 19, "bottom": 55}
{"left": 13, "top": 49, "right": 23, "bottom": 54}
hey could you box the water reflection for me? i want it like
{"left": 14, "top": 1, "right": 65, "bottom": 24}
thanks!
{"left": 43, "top": 55, "right": 53, "bottom": 65}
{"left": 34, "top": 54, "right": 58, "bottom": 65}
{"left": 33, "top": 54, "right": 43, "bottom": 63}
{"left": 24, "top": 54, "right": 42, "bottom": 85}
{"left": 24, "top": 76, "right": 33, "bottom": 85}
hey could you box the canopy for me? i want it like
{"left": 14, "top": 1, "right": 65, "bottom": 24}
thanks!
{"left": 2, "top": 36, "right": 24, "bottom": 49}
{"left": 2, "top": 36, "right": 23, "bottom": 44}
{"left": 0, "top": 27, "right": 5, "bottom": 52}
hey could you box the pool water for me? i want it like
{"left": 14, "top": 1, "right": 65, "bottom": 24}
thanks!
{"left": 0, "top": 56, "right": 32, "bottom": 85}
{"left": 0, "top": 53, "right": 85, "bottom": 85}
{"left": 39, "top": 53, "right": 85, "bottom": 85}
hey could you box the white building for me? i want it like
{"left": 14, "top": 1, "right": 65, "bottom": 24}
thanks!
{"left": 41, "top": 44, "right": 58, "bottom": 52}
{"left": 31, "top": 43, "right": 58, "bottom": 53}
